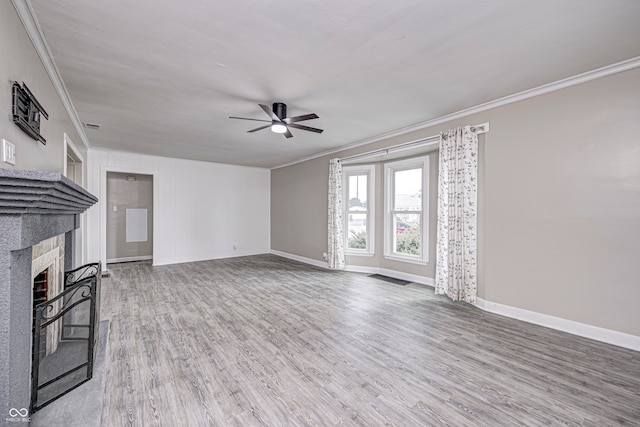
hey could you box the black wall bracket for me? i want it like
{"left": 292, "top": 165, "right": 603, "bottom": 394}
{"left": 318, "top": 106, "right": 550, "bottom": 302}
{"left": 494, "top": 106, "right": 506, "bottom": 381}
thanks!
{"left": 12, "top": 81, "right": 48, "bottom": 145}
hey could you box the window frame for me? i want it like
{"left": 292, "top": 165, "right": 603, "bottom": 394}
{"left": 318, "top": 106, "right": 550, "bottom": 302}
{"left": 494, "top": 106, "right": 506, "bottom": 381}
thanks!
{"left": 383, "top": 156, "right": 429, "bottom": 264}
{"left": 343, "top": 164, "right": 375, "bottom": 256}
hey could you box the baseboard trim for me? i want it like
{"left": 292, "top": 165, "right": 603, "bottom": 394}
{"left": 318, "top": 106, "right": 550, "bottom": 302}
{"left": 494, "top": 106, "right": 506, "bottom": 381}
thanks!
{"left": 344, "top": 265, "right": 434, "bottom": 287}
{"left": 151, "top": 250, "right": 269, "bottom": 267}
{"left": 475, "top": 298, "right": 640, "bottom": 352}
{"left": 269, "top": 250, "right": 329, "bottom": 269}
{"left": 107, "top": 255, "right": 153, "bottom": 264}
{"left": 269, "top": 250, "right": 639, "bottom": 351}
{"left": 269, "top": 250, "right": 434, "bottom": 286}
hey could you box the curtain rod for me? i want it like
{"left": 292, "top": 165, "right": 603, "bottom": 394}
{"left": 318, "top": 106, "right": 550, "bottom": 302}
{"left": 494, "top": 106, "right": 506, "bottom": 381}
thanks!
{"left": 340, "top": 122, "right": 489, "bottom": 163}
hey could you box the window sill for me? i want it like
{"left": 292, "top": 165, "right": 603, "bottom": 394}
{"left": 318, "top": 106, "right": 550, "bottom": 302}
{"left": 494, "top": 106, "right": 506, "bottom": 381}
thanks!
{"left": 383, "top": 254, "right": 428, "bottom": 266}
{"left": 345, "top": 251, "right": 375, "bottom": 257}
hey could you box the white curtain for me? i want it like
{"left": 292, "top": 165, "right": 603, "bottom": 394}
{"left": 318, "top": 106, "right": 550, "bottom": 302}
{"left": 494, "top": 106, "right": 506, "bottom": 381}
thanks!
{"left": 435, "top": 126, "right": 478, "bottom": 303}
{"left": 327, "top": 158, "right": 345, "bottom": 269}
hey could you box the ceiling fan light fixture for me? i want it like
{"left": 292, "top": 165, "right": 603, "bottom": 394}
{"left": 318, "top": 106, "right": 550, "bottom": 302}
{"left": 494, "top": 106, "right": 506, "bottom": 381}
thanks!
{"left": 271, "top": 123, "right": 287, "bottom": 134}
{"left": 229, "top": 103, "right": 322, "bottom": 139}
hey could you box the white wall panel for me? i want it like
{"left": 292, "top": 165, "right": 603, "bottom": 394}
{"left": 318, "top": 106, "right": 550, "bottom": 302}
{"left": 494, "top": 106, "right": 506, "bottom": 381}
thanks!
{"left": 87, "top": 149, "right": 270, "bottom": 266}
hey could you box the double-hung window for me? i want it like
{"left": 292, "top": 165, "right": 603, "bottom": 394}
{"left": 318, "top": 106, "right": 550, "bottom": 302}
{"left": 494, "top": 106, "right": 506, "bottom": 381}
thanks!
{"left": 343, "top": 165, "right": 375, "bottom": 256}
{"left": 384, "top": 156, "right": 429, "bottom": 264}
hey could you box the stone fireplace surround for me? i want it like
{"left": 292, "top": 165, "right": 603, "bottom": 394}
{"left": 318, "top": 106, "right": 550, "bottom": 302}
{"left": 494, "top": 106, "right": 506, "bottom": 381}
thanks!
{"left": 0, "top": 168, "right": 97, "bottom": 419}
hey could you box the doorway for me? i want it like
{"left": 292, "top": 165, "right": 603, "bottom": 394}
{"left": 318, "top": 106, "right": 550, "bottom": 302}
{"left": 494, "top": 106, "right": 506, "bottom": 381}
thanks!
{"left": 64, "top": 133, "right": 84, "bottom": 267}
{"left": 66, "top": 152, "right": 81, "bottom": 185}
{"left": 106, "top": 172, "right": 154, "bottom": 264}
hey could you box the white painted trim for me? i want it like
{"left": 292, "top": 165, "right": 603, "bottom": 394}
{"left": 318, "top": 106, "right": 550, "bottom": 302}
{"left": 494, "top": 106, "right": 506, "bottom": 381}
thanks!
{"left": 343, "top": 252, "right": 375, "bottom": 257}
{"left": 64, "top": 133, "right": 86, "bottom": 266}
{"left": 62, "top": 137, "right": 68, "bottom": 178}
{"left": 271, "top": 56, "right": 640, "bottom": 170}
{"left": 100, "top": 166, "right": 158, "bottom": 267}
{"left": 11, "top": 0, "right": 91, "bottom": 150}
{"left": 339, "top": 122, "right": 488, "bottom": 165}
{"left": 271, "top": 249, "right": 639, "bottom": 351}
{"left": 474, "top": 297, "right": 640, "bottom": 352}
{"left": 382, "top": 255, "right": 428, "bottom": 266}
{"left": 270, "top": 250, "right": 434, "bottom": 286}
{"left": 343, "top": 164, "right": 375, "bottom": 256}
{"left": 269, "top": 250, "right": 329, "bottom": 269}
{"left": 342, "top": 265, "right": 379, "bottom": 275}
{"left": 150, "top": 250, "right": 269, "bottom": 267}
{"left": 384, "top": 156, "right": 429, "bottom": 264}
{"left": 270, "top": 249, "right": 640, "bottom": 351}
{"left": 344, "top": 265, "right": 434, "bottom": 287}
{"left": 64, "top": 132, "right": 85, "bottom": 165}
{"left": 107, "top": 255, "right": 153, "bottom": 264}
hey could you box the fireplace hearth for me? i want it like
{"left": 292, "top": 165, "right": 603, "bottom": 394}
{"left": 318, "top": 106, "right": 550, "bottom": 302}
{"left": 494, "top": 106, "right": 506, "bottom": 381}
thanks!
{"left": 0, "top": 168, "right": 98, "bottom": 419}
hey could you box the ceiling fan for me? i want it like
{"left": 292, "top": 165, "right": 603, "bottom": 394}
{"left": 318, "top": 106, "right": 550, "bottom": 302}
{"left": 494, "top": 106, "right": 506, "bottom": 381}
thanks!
{"left": 229, "top": 103, "right": 323, "bottom": 139}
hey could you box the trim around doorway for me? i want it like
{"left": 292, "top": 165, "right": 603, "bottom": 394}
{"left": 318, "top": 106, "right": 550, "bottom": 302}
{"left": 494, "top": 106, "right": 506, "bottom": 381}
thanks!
{"left": 64, "top": 133, "right": 85, "bottom": 266}
{"left": 100, "top": 166, "right": 159, "bottom": 269}
{"left": 107, "top": 255, "right": 153, "bottom": 264}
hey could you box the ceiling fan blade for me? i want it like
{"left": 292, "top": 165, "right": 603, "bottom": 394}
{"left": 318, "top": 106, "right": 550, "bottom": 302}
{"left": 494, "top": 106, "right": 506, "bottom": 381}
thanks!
{"left": 287, "top": 123, "right": 324, "bottom": 134}
{"left": 284, "top": 128, "right": 293, "bottom": 138}
{"left": 247, "top": 125, "right": 271, "bottom": 133}
{"left": 283, "top": 113, "right": 319, "bottom": 124}
{"left": 259, "top": 104, "right": 281, "bottom": 122}
{"left": 229, "top": 116, "right": 271, "bottom": 123}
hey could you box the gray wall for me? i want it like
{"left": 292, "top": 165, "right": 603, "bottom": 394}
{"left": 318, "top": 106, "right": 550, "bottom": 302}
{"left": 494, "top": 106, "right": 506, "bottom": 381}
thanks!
{"left": 271, "top": 67, "right": 640, "bottom": 337}
{"left": 0, "top": 1, "right": 87, "bottom": 174}
{"left": 0, "top": 3, "right": 91, "bottom": 419}
{"left": 106, "top": 172, "right": 153, "bottom": 261}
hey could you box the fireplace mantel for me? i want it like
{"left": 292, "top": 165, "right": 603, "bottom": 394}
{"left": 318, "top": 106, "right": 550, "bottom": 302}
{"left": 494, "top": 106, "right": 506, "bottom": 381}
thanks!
{"left": 0, "top": 168, "right": 97, "bottom": 215}
{"left": 0, "top": 168, "right": 98, "bottom": 419}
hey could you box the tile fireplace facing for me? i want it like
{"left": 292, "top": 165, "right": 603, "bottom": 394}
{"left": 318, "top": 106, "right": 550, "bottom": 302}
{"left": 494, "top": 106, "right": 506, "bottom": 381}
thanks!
{"left": 0, "top": 169, "right": 98, "bottom": 420}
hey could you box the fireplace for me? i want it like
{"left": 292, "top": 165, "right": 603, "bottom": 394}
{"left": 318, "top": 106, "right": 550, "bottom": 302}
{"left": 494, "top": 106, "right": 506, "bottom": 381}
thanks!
{"left": 0, "top": 169, "right": 98, "bottom": 419}
{"left": 31, "top": 261, "right": 101, "bottom": 412}
{"left": 31, "top": 235, "right": 66, "bottom": 361}
{"left": 29, "top": 234, "right": 101, "bottom": 412}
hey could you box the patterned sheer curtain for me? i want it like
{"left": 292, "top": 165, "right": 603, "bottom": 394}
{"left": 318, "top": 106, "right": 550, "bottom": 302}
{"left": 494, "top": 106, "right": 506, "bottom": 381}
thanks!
{"left": 327, "top": 158, "right": 345, "bottom": 269}
{"left": 435, "top": 126, "right": 478, "bottom": 303}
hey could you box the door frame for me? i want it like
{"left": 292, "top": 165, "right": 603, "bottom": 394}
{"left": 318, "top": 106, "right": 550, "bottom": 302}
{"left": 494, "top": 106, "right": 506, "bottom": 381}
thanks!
{"left": 63, "top": 133, "right": 85, "bottom": 267}
{"left": 100, "top": 166, "right": 158, "bottom": 268}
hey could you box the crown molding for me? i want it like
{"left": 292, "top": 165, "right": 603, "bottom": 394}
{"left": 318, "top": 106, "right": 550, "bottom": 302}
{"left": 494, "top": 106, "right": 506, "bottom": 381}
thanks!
{"left": 272, "top": 56, "right": 640, "bottom": 170}
{"left": 11, "top": 0, "right": 91, "bottom": 150}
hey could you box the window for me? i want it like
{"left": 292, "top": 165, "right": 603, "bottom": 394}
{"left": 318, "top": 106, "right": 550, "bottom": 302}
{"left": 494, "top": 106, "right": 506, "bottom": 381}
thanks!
{"left": 343, "top": 165, "right": 375, "bottom": 256}
{"left": 384, "top": 156, "right": 428, "bottom": 264}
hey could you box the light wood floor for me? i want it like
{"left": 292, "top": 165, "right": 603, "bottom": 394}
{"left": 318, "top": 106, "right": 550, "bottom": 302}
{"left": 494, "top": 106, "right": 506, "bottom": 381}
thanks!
{"left": 100, "top": 254, "right": 640, "bottom": 426}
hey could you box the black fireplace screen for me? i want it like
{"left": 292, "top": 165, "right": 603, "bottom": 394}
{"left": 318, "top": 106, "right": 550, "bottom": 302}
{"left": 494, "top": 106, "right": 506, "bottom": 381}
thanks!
{"left": 31, "top": 262, "right": 101, "bottom": 412}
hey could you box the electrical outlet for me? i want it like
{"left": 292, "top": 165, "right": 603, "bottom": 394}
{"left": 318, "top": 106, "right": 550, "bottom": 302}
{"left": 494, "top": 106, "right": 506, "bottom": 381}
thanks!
{"left": 2, "top": 139, "right": 16, "bottom": 165}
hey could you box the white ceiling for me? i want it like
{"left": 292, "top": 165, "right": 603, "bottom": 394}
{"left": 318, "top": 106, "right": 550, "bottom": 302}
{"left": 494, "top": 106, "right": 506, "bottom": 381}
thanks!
{"left": 29, "top": 0, "right": 640, "bottom": 168}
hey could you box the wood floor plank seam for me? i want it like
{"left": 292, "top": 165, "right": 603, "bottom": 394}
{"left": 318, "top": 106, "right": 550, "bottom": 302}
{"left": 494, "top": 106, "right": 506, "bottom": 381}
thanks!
{"left": 100, "top": 255, "right": 640, "bottom": 426}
